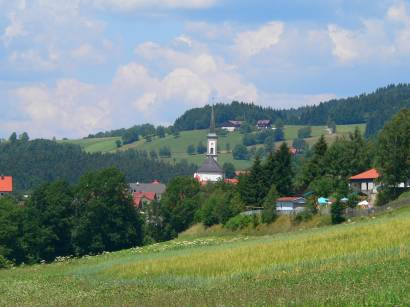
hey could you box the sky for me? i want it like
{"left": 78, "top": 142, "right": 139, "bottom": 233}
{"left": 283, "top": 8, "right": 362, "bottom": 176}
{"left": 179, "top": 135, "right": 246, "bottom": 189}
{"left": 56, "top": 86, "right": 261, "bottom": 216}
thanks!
{"left": 0, "top": 0, "right": 409, "bottom": 139}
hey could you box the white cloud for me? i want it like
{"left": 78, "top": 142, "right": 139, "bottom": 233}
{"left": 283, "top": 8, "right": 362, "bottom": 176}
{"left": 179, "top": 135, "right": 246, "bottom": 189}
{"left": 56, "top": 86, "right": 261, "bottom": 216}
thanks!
{"left": 88, "top": 0, "right": 217, "bottom": 11}
{"left": 13, "top": 80, "right": 111, "bottom": 138}
{"left": 2, "top": 12, "right": 26, "bottom": 46}
{"left": 234, "top": 21, "right": 284, "bottom": 57}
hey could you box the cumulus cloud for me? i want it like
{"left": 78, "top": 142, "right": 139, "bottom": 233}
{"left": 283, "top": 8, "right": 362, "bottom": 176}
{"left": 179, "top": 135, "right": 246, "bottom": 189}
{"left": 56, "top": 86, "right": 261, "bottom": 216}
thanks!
{"left": 233, "top": 21, "right": 284, "bottom": 57}
{"left": 328, "top": 1, "right": 410, "bottom": 64}
{"left": 13, "top": 80, "right": 111, "bottom": 138}
{"left": 2, "top": 12, "right": 26, "bottom": 46}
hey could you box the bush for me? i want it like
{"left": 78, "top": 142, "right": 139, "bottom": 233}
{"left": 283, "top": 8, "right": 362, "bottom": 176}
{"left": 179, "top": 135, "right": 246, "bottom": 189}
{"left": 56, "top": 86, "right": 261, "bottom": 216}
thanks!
{"left": 294, "top": 210, "right": 314, "bottom": 224}
{"left": 224, "top": 214, "right": 252, "bottom": 231}
{"left": 0, "top": 255, "right": 13, "bottom": 269}
{"left": 232, "top": 145, "right": 249, "bottom": 160}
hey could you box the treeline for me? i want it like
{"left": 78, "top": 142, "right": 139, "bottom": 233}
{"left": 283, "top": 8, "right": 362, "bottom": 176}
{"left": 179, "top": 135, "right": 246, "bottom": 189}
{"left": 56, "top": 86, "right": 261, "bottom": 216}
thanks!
{"left": 86, "top": 123, "right": 170, "bottom": 145}
{"left": 173, "top": 84, "right": 410, "bottom": 138}
{"left": 0, "top": 139, "right": 196, "bottom": 193}
{"left": 0, "top": 169, "right": 143, "bottom": 266}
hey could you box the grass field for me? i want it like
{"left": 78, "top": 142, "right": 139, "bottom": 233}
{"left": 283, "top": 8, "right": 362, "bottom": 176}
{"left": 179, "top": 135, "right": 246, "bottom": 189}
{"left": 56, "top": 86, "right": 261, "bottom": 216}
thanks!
{"left": 62, "top": 124, "right": 366, "bottom": 169}
{"left": 1, "top": 202, "right": 409, "bottom": 306}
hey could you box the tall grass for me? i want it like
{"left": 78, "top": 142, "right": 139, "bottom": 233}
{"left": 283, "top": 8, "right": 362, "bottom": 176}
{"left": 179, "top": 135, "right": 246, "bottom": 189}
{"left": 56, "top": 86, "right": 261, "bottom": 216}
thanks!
{"left": 1, "top": 204, "right": 408, "bottom": 306}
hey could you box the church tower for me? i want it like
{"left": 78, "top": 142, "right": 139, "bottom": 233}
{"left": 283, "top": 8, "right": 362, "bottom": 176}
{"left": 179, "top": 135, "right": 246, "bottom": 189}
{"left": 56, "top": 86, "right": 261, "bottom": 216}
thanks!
{"left": 207, "top": 106, "right": 218, "bottom": 161}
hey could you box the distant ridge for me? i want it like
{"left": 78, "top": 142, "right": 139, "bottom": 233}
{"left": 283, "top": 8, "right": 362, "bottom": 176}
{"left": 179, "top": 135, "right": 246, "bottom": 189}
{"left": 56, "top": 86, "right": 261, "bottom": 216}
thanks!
{"left": 173, "top": 84, "right": 410, "bottom": 138}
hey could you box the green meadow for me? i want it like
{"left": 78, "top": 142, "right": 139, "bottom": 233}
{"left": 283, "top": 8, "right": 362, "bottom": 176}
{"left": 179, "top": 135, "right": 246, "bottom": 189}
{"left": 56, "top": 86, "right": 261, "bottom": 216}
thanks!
{"left": 1, "top": 202, "right": 409, "bottom": 306}
{"left": 62, "top": 124, "right": 366, "bottom": 169}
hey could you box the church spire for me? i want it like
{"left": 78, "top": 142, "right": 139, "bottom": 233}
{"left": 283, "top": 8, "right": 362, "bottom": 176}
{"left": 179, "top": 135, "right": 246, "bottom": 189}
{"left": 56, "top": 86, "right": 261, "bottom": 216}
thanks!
{"left": 210, "top": 105, "right": 216, "bottom": 133}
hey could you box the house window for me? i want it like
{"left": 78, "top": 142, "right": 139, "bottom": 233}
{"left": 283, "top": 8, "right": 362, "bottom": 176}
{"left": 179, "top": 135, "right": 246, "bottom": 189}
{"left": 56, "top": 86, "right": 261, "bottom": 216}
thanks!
{"left": 361, "top": 182, "right": 367, "bottom": 191}
{"left": 368, "top": 182, "right": 374, "bottom": 190}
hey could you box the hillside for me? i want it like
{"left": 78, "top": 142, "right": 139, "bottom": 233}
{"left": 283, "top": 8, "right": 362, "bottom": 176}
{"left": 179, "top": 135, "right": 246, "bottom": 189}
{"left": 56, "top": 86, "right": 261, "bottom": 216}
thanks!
{"left": 64, "top": 124, "right": 365, "bottom": 169}
{"left": 0, "top": 139, "right": 196, "bottom": 192}
{"left": 174, "top": 84, "right": 410, "bottom": 137}
{"left": 1, "top": 201, "right": 409, "bottom": 306}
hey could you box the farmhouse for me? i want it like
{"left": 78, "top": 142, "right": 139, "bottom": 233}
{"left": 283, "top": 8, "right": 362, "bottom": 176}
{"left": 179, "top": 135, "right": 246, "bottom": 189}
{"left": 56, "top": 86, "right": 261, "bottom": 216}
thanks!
{"left": 349, "top": 169, "right": 380, "bottom": 195}
{"left": 194, "top": 107, "right": 224, "bottom": 183}
{"left": 256, "top": 120, "right": 272, "bottom": 129}
{"left": 0, "top": 176, "right": 13, "bottom": 196}
{"left": 221, "top": 120, "right": 243, "bottom": 132}
{"left": 276, "top": 197, "right": 307, "bottom": 214}
{"left": 129, "top": 180, "right": 166, "bottom": 208}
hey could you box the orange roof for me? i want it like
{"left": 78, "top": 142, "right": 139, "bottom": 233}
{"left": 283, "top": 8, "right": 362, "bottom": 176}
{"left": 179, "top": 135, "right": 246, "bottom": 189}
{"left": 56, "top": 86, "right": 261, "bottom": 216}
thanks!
{"left": 350, "top": 168, "right": 380, "bottom": 180}
{"left": 224, "top": 178, "right": 239, "bottom": 184}
{"left": 132, "top": 191, "right": 156, "bottom": 208}
{"left": 0, "top": 176, "right": 12, "bottom": 193}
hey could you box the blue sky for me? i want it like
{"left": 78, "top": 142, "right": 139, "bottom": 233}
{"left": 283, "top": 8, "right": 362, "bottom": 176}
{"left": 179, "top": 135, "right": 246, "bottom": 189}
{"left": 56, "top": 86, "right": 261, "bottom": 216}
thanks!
{"left": 0, "top": 0, "right": 409, "bottom": 138}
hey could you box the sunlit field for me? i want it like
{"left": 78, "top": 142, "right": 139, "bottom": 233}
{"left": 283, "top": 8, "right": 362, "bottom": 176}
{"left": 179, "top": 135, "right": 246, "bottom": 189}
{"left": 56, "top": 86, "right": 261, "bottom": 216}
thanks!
{"left": 1, "top": 204, "right": 409, "bottom": 306}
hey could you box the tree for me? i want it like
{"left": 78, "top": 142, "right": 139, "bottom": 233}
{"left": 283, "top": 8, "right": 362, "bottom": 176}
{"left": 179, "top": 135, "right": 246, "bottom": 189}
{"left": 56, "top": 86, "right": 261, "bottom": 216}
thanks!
{"left": 298, "top": 135, "right": 328, "bottom": 188}
{"left": 273, "top": 142, "right": 293, "bottom": 196}
{"left": 156, "top": 126, "right": 166, "bottom": 138}
{"left": 327, "top": 120, "right": 337, "bottom": 133}
{"left": 331, "top": 197, "right": 345, "bottom": 224}
{"left": 274, "top": 128, "right": 284, "bottom": 141}
{"left": 232, "top": 144, "right": 249, "bottom": 160}
{"left": 19, "top": 132, "right": 30, "bottom": 142}
{"left": 238, "top": 156, "right": 267, "bottom": 206}
{"left": 196, "top": 142, "right": 207, "bottom": 154}
{"left": 144, "top": 135, "right": 152, "bottom": 143}
{"left": 159, "top": 146, "right": 172, "bottom": 158}
{"left": 187, "top": 144, "right": 196, "bottom": 155}
{"left": 72, "top": 168, "right": 143, "bottom": 256}
{"left": 149, "top": 150, "right": 158, "bottom": 160}
{"left": 225, "top": 142, "right": 231, "bottom": 153}
{"left": 21, "top": 181, "right": 75, "bottom": 262}
{"left": 115, "top": 140, "right": 122, "bottom": 148}
{"left": 264, "top": 136, "right": 275, "bottom": 154}
{"left": 223, "top": 162, "right": 236, "bottom": 179}
{"left": 297, "top": 126, "right": 312, "bottom": 139}
{"left": 261, "top": 184, "right": 279, "bottom": 223}
{"left": 292, "top": 138, "right": 306, "bottom": 153}
{"left": 9, "top": 132, "right": 17, "bottom": 143}
{"left": 239, "top": 122, "right": 253, "bottom": 134}
{"left": 160, "top": 177, "right": 201, "bottom": 239}
{"left": 0, "top": 197, "right": 24, "bottom": 264}
{"left": 376, "top": 109, "right": 410, "bottom": 191}
{"left": 308, "top": 176, "right": 334, "bottom": 197}
{"left": 243, "top": 133, "right": 256, "bottom": 146}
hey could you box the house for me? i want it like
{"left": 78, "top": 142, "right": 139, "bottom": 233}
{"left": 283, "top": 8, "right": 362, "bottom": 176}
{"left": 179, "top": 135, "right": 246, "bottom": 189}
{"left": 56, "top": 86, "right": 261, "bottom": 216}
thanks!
{"left": 349, "top": 169, "right": 380, "bottom": 195}
{"left": 132, "top": 191, "right": 157, "bottom": 209}
{"left": 194, "top": 107, "right": 224, "bottom": 183}
{"left": 0, "top": 176, "right": 13, "bottom": 196}
{"left": 256, "top": 120, "right": 272, "bottom": 129}
{"left": 129, "top": 180, "right": 166, "bottom": 207}
{"left": 276, "top": 197, "right": 307, "bottom": 214}
{"left": 221, "top": 120, "right": 243, "bottom": 132}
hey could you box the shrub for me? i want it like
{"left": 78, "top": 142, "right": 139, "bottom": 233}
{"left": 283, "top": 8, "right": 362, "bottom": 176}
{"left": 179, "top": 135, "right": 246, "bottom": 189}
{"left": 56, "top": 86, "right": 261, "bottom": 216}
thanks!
{"left": 224, "top": 214, "right": 252, "bottom": 231}
{"left": 0, "top": 255, "right": 13, "bottom": 269}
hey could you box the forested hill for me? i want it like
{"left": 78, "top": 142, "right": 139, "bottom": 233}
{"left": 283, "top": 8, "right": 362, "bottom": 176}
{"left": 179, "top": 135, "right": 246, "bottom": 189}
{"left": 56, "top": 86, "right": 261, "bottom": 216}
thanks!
{"left": 0, "top": 139, "right": 196, "bottom": 192}
{"left": 173, "top": 84, "right": 410, "bottom": 137}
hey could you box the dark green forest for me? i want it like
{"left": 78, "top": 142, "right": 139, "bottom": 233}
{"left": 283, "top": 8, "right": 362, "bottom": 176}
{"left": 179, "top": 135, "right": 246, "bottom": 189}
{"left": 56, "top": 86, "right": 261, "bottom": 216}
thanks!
{"left": 0, "top": 139, "right": 196, "bottom": 193}
{"left": 173, "top": 84, "right": 410, "bottom": 137}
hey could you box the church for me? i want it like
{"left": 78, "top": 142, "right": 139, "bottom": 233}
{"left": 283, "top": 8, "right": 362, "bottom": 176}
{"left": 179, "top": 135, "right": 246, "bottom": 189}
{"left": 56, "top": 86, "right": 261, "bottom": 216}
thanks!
{"left": 194, "top": 107, "right": 224, "bottom": 183}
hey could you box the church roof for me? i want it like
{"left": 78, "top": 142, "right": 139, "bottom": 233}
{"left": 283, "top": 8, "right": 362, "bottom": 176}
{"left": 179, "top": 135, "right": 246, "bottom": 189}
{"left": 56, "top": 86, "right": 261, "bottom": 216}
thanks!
{"left": 197, "top": 157, "right": 223, "bottom": 174}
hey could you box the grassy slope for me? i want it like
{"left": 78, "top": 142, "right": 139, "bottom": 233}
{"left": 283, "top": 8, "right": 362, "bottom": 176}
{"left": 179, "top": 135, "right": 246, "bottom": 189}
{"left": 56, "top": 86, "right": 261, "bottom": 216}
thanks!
{"left": 1, "top": 202, "right": 409, "bottom": 306}
{"left": 62, "top": 124, "right": 366, "bottom": 170}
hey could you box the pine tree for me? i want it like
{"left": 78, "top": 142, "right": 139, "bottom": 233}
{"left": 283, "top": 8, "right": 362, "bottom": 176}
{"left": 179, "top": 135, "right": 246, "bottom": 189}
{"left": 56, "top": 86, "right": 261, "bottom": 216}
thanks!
{"left": 331, "top": 197, "right": 345, "bottom": 224}
{"left": 261, "top": 184, "right": 279, "bottom": 223}
{"left": 274, "top": 142, "right": 293, "bottom": 195}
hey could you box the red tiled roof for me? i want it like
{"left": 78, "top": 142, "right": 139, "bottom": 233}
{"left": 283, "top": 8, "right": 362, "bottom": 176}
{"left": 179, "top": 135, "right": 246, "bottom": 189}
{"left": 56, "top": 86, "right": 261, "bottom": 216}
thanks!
{"left": 349, "top": 168, "right": 380, "bottom": 180}
{"left": 0, "top": 176, "right": 12, "bottom": 193}
{"left": 132, "top": 191, "right": 156, "bottom": 208}
{"left": 277, "top": 197, "right": 301, "bottom": 202}
{"left": 224, "top": 178, "right": 239, "bottom": 184}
